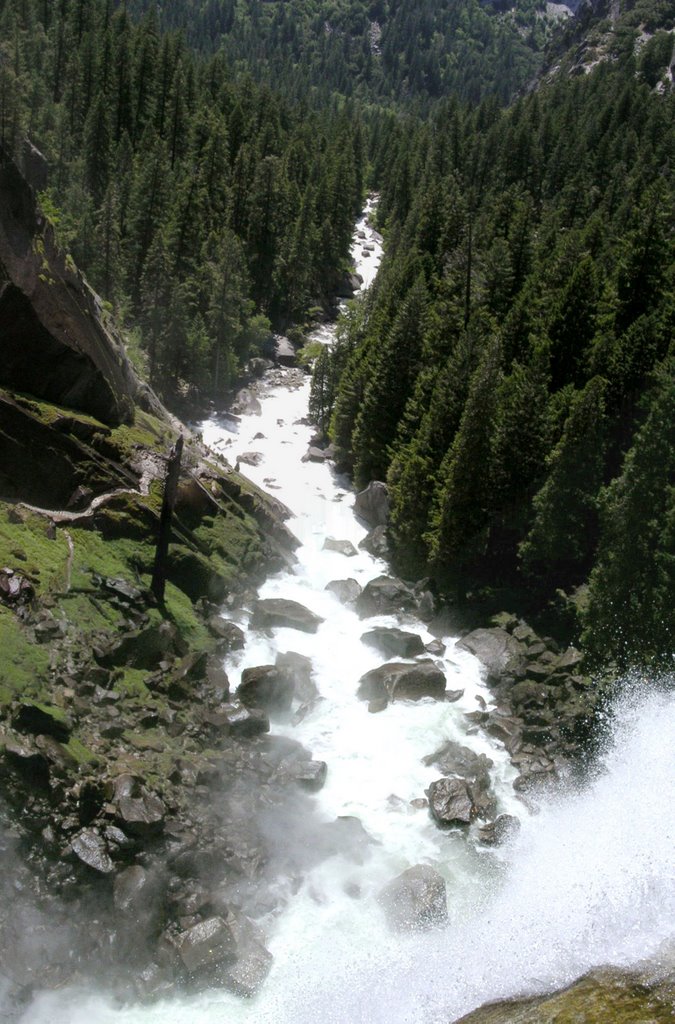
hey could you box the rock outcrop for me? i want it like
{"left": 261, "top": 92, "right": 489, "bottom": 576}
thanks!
{"left": 0, "top": 148, "right": 137, "bottom": 426}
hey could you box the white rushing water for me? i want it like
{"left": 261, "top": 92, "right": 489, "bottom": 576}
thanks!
{"left": 17, "top": 201, "right": 675, "bottom": 1023}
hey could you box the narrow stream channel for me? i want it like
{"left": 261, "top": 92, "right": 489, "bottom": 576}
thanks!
{"left": 18, "top": 202, "right": 675, "bottom": 1024}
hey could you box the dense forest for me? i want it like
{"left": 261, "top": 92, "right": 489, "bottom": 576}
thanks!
{"left": 0, "top": 0, "right": 672, "bottom": 668}
{"left": 312, "top": 44, "right": 674, "bottom": 668}
{"left": 126, "top": 0, "right": 553, "bottom": 108}
{"left": 0, "top": 0, "right": 365, "bottom": 400}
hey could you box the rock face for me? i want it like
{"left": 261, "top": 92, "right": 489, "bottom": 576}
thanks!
{"left": 250, "top": 598, "right": 324, "bottom": 633}
{"left": 0, "top": 149, "right": 136, "bottom": 425}
{"left": 378, "top": 864, "right": 448, "bottom": 932}
{"left": 357, "top": 660, "right": 446, "bottom": 704}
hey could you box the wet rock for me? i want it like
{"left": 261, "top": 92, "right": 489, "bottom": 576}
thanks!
{"left": 321, "top": 816, "right": 378, "bottom": 863}
{"left": 325, "top": 578, "right": 362, "bottom": 604}
{"left": 355, "top": 575, "right": 418, "bottom": 617}
{"left": 114, "top": 865, "right": 150, "bottom": 912}
{"left": 68, "top": 829, "right": 114, "bottom": 875}
{"left": 322, "top": 537, "right": 358, "bottom": 557}
{"left": 354, "top": 481, "right": 390, "bottom": 527}
{"left": 238, "top": 451, "right": 263, "bottom": 467}
{"left": 553, "top": 646, "right": 584, "bottom": 673}
{"left": 115, "top": 791, "right": 166, "bottom": 838}
{"left": 237, "top": 665, "right": 294, "bottom": 717}
{"left": 378, "top": 864, "right": 448, "bottom": 932}
{"left": 205, "top": 702, "right": 270, "bottom": 737}
{"left": 422, "top": 740, "right": 493, "bottom": 780}
{"left": 177, "top": 916, "right": 236, "bottom": 973}
{"left": 251, "top": 598, "right": 324, "bottom": 634}
{"left": 275, "top": 651, "right": 317, "bottom": 703}
{"left": 446, "top": 689, "right": 465, "bottom": 703}
{"left": 427, "top": 777, "right": 477, "bottom": 827}
{"left": 230, "top": 388, "right": 262, "bottom": 416}
{"left": 358, "top": 525, "right": 389, "bottom": 558}
{"left": 457, "top": 627, "right": 527, "bottom": 681}
{"left": 207, "top": 618, "right": 246, "bottom": 651}
{"left": 453, "top": 965, "right": 675, "bottom": 1024}
{"left": 425, "top": 638, "right": 446, "bottom": 656}
{"left": 357, "top": 660, "right": 446, "bottom": 704}
{"left": 276, "top": 758, "right": 327, "bottom": 792}
{"left": 303, "top": 446, "right": 330, "bottom": 463}
{"left": 477, "top": 814, "right": 521, "bottom": 847}
{"left": 218, "top": 909, "right": 273, "bottom": 997}
{"left": 361, "top": 626, "right": 425, "bottom": 659}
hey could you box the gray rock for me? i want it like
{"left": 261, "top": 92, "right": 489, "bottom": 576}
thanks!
{"left": 325, "top": 578, "right": 362, "bottom": 604}
{"left": 355, "top": 575, "right": 417, "bottom": 617}
{"left": 251, "top": 598, "right": 324, "bottom": 634}
{"left": 237, "top": 665, "right": 295, "bottom": 716}
{"left": 114, "top": 865, "right": 149, "bottom": 912}
{"left": 457, "top": 627, "right": 526, "bottom": 680}
{"left": 219, "top": 910, "right": 273, "bottom": 997}
{"left": 323, "top": 537, "right": 358, "bottom": 557}
{"left": 422, "top": 740, "right": 493, "bottom": 781}
{"left": 477, "top": 814, "right": 521, "bottom": 847}
{"left": 354, "top": 481, "right": 390, "bottom": 527}
{"left": 178, "top": 916, "right": 236, "bottom": 973}
{"left": 361, "top": 626, "right": 425, "bottom": 659}
{"left": 204, "top": 702, "right": 270, "bottom": 737}
{"left": 378, "top": 864, "right": 448, "bottom": 932}
{"left": 238, "top": 451, "right": 264, "bottom": 466}
{"left": 427, "top": 777, "right": 477, "bottom": 827}
{"left": 275, "top": 650, "right": 317, "bottom": 703}
{"left": 207, "top": 618, "right": 246, "bottom": 651}
{"left": 357, "top": 660, "right": 446, "bottom": 704}
{"left": 358, "top": 525, "right": 389, "bottom": 558}
{"left": 303, "top": 446, "right": 330, "bottom": 463}
{"left": 69, "top": 829, "right": 114, "bottom": 875}
{"left": 116, "top": 792, "right": 165, "bottom": 837}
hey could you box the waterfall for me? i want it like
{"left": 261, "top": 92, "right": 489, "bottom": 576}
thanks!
{"left": 13, "top": 201, "right": 675, "bottom": 1024}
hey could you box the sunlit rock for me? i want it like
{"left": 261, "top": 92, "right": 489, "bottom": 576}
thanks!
{"left": 357, "top": 660, "right": 446, "bottom": 704}
{"left": 361, "top": 626, "right": 425, "bottom": 658}
{"left": 251, "top": 597, "right": 324, "bottom": 633}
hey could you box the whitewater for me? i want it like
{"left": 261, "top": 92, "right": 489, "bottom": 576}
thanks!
{"left": 15, "top": 202, "right": 675, "bottom": 1024}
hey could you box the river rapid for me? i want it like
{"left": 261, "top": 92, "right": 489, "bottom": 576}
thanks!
{"left": 18, "top": 202, "right": 675, "bottom": 1023}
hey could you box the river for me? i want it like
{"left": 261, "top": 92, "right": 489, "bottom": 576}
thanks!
{"left": 17, "top": 201, "right": 675, "bottom": 1023}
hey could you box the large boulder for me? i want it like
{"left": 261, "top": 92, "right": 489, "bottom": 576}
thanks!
{"left": 250, "top": 598, "right": 324, "bottom": 634}
{"left": 454, "top": 966, "right": 675, "bottom": 1024}
{"left": 378, "top": 864, "right": 448, "bottom": 932}
{"left": 325, "top": 578, "right": 362, "bottom": 605}
{"left": 426, "top": 777, "right": 478, "bottom": 827}
{"left": 275, "top": 650, "right": 318, "bottom": 703}
{"left": 361, "top": 627, "right": 425, "bottom": 659}
{"left": 354, "top": 481, "right": 390, "bottom": 527}
{"left": 358, "top": 525, "right": 390, "bottom": 559}
{"left": 355, "top": 575, "right": 418, "bottom": 618}
{"left": 422, "top": 740, "right": 493, "bottom": 782}
{"left": 456, "top": 627, "right": 527, "bottom": 681}
{"left": 237, "top": 665, "right": 295, "bottom": 717}
{"left": 357, "top": 660, "right": 446, "bottom": 704}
